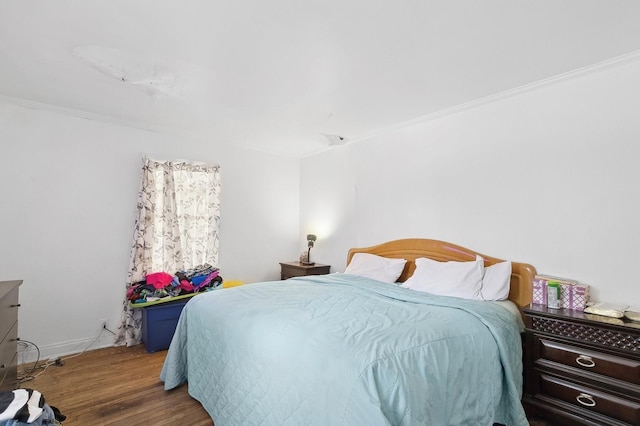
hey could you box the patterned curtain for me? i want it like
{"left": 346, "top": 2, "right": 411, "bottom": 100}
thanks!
{"left": 115, "top": 157, "right": 221, "bottom": 346}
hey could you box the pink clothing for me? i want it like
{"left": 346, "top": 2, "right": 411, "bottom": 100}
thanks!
{"left": 146, "top": 272, "right": 174, "bottom": 289}
{"left": 179, "top": 279, "right": 195, "bottom": 292}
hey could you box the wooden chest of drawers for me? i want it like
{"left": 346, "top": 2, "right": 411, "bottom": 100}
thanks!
{"left": 0, "top": 280, "right": 21, "bottom": 391}
{"left": 522, "top": 304, "right": 640, "bottom": 425}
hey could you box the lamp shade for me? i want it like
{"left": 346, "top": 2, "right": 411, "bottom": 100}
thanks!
{"left": 307, "top": 234, "right": 317, "bottom": 247}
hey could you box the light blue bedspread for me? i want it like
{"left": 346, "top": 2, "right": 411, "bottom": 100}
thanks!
{"left": 160, "top": 273, "right": 528, "bottom": 426}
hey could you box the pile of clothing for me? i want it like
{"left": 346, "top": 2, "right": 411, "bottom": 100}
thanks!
{"left": 0, "top": 389, "right": 65, "bottom": 426}
{"left": 127, "top": 263, "right": 223, "bottom": 304}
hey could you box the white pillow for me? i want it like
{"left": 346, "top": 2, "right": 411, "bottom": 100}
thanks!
{"left": 480, "top": 260, "right": 512, "bottom": 301}
{"left": 344, "top": 253, "right": 407, "bottom": 283}
{"left": 403, "top": 255, "right": 483, "bottom": 300}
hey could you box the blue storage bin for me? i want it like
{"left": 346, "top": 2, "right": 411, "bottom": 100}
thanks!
{"left": 141, "top": 298, "right": 190, "bottom": 352}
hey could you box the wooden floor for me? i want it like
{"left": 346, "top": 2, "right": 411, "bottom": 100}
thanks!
{"left": 22, "top": 345, "right": 213, "bottom": 426}
{"left": 19, "top": 345, "right": 553, "bottom": 426}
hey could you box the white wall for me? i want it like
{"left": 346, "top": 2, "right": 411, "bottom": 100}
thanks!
{"left": 301, "top": 57, "right": 640, "bottom": 307}
{"left": 0, "top": 102, "right": 300, "bottom": 360}
{"left": 4, "top": 54, "right": 639, "bottom": 362}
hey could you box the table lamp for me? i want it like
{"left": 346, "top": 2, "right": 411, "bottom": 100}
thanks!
{"left": 302, "top": 234, "right": 317, "bottom": 265}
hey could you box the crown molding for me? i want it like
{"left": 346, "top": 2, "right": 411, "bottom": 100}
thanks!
{"left": 0, "top": 94, "right": 176, "bottom": 135}
{"left": 355, "top": 49, "right": 640, "bottom": 143}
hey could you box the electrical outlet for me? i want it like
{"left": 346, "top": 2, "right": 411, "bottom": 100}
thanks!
{"left": 100, "top": 318, "right": 109, "bottom": 331}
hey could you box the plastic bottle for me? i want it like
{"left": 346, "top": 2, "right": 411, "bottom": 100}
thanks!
{"left": 547, "top": 281, "right": 561, "bottom": 309}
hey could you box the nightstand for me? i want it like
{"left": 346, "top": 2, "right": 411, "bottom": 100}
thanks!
{"left": 522, "top": 304, "right": 640, "bottom": 425}
{"left": 279, "top": 262, "right": 330, "bottom": 280}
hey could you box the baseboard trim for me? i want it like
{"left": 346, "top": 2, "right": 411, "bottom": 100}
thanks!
{"left": 18, "top": 333, "right": 115, "bottom": 365}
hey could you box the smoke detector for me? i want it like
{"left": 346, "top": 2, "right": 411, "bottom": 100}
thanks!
{"left": 320, "top": 134, "right": 349, "bottom": 146}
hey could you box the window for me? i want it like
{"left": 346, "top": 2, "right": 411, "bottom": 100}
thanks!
{"left": 116, "top": 157, "right": 221, "bottom": 346}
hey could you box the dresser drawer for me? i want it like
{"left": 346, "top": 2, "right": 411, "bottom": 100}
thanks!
{"left": 539, "top": 373, "right": 640, "bottom": 425}
{"left": 538, "top": 338, "right": 640, "bottom": 385}
{"left": 0, "top": 321, "right": 18, "bottom": 391}
{"left": 0, "top": 352, "right": 18, "bottom": 391}
{"left": 0, "top": 286, "right": 19, "bottom": 342}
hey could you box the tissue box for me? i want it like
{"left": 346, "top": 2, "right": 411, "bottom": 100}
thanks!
{"left": 532, "top": 277, "right": 548, "bottom": 305}
{"left": 570, "top": 284, "right": 590, "bottom": 311}
{"left": 559, "top": 282, "right": 573, "bottom": 309}
{"left": 533, "top": 274, "right": 588, "bottom": 310}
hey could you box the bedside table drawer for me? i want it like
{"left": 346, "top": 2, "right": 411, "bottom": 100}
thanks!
{"left": 539, "top": 373, "right": 640, "bottom": 425}
{"left": 538, "top": 338, "right": 640, "bottom": 385}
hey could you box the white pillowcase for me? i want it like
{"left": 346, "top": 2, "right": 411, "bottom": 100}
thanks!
{"left": 344, "top": 253, "right": 407, "bottom": 283}
{"left": 480, "top": 260, "right": 512, "bottom": 301}
{"left": 403, "top": 255, "right": 483, "bottom": 300}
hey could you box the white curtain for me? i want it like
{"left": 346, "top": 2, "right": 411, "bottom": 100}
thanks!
{"left": 115, "top": 157, "right": 221, "bottom": 346}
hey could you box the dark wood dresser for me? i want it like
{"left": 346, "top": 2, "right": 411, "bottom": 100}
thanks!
{"left": 0, "top": 280, "right": 21, "bottom": 391}
{"left": 279, "top": 262, "right": 330, "bottom": 280}
{"left": 522, "top": 304, "right": 640, "bottom": 425}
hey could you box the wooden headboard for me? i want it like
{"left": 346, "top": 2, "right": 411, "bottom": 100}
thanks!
{"left": 347, "top": 238, "right": 536, "bottom": 308}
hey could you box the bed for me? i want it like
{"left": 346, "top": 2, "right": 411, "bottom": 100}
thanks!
{"left": 160, "top": 238, "right": 536, "bottom": 425}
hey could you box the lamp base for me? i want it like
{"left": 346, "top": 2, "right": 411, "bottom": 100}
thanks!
{"left": 301, "top": 261, "right": 316, "bottom": 266}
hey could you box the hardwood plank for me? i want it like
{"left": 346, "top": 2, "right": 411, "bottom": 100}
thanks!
{"left": 19, "top": 344, "right": 553, "bottom": 425}
{"left": 21, "top": 345, "right": 213, "bottom": 426}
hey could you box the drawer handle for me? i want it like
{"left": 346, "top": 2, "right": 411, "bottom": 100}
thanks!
{"left": 11, "top": 304, "right": 21, "bottom": 307}
{"left": 576, "top": 393, "right": 596, "bottom": 407}
{"left": 576, "top": 354, "right": 595, "bottom": 368}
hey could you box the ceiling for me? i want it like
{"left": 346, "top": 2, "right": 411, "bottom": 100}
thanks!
{"left": 2, "top": 1, "right": 640, "bottom": 158}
